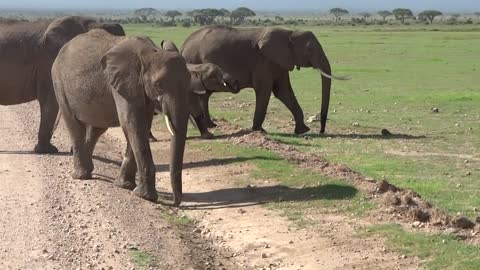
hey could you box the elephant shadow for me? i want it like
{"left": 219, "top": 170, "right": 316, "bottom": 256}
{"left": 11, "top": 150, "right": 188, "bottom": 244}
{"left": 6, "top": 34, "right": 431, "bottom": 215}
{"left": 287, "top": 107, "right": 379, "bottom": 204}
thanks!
{"left": 158, "top": 183, "right": 358, "bottom": 210}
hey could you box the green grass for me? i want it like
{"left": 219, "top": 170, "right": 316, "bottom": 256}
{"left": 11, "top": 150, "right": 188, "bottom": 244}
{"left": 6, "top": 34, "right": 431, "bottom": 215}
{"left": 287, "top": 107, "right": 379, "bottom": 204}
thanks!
{"left": 129, "top": 250, "right": 157, "bottom": 270}
{"left": 125, "top": 24, "right": 480, "bottom": 219}
{"left": 363, "top": 224, "right": 480, "bottom": 270}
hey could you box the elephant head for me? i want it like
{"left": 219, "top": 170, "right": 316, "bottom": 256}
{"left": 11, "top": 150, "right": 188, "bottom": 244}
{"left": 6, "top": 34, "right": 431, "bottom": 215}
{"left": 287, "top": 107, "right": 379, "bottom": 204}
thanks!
{"left": 161, "top": 40, "right": 239, "bottom": 94}
{"left": 42, "top": 16, "right": 125, "bottom": 53}
{"left": 101, "top": 37, "right": 190, "bottom": 205}
{"left": 257, "top": 28, "right": 348, "bottom": 134}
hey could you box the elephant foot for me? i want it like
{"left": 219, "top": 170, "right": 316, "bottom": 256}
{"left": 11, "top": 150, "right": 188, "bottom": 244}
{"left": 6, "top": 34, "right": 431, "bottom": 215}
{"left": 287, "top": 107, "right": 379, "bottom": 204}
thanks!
{"left": 71, "top": 169, "right": 92, "bottom": 180}
{"left": 34, "top": 143, "right": 58, "bottom": 154}
{"left": 252, "top": 126, "right": 267, "bottom": 133}
{"left": 114, "top": 178, "right": 136, "bottom": 191}
{"left": 133, "top": 184, "right": 158, "bottom": 202}
{"left": 294, "top": 124, "right": 310, "bottom": 135}
{"left": 200, "top": 131, "right": 214, "bottom": 140}
{"left": 205, "top": 119, "right": 217, "bottom": 128}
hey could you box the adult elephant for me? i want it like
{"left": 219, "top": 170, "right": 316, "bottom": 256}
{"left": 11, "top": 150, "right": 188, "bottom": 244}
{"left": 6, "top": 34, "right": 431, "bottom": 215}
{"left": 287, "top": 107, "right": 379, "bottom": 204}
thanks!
{"left": 0, "top": 16, "right": 125, "bottom": 153}
{"left": 52, "top": 30, "right": 191, "bottom": 205}
{"left": 181, "top": 26, "right": 347, "bottom": 135}
{"left": 147, "top": 40, "right": 239, "bottom": 141}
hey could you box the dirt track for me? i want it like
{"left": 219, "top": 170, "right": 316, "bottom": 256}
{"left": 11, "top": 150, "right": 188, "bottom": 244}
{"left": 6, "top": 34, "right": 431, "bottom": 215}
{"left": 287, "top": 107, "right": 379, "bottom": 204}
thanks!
{"left": 0, "top": 101, "right": 420, "bottom": 269}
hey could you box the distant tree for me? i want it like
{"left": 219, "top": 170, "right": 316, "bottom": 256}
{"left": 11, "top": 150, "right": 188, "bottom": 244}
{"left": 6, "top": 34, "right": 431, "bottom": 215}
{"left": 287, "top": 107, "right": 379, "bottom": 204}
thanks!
{"left": 218, "top": 8, "right": 230, "bottom": 22}
{"left": 230, "top": 7, "right": 256, "bottom": 24}
{"left": 475, "top": 12, "right": 480, "bottom": 18}
{"left": 359, "top": 12, "right": 371, "bottom": 20}
{"left": 451, "top": 13, "right": 461, "bottom": 19}
{"left": 330, "top": 8, "right": 349, "bottom": 22}
{"left": 378, "top": 10, "right": 392, "bottom": 21}
{"left": 275, "top": 15, "right": 284, "bottom": 21}
{"left": 392, "top": 8, "right": 413, "bottom": 23}
{"left": 418, "top": 10, "right": 443, "bottom": 24}
{"left": 187, "top": 9, "right": 223, "bottom": 25}
{"left": 165, "top": 10, "right": 182, "bottom": 21}
{"left": 134, "top": 8, "right": 159, "bottom": 22}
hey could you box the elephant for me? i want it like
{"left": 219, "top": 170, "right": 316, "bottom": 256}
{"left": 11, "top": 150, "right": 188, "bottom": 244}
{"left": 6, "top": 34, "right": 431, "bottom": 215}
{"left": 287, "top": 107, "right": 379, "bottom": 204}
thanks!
{"left": 52, "top": 29, "right": 191, "bottom": 205}
{"left": 181, "top": 26, "right": 348, "bottom": 135}
{"left": 0, "top": 16, "right": 125, "bottom": 153}
{"left": 148, "top": 40, "right": 239, "bottom": 141}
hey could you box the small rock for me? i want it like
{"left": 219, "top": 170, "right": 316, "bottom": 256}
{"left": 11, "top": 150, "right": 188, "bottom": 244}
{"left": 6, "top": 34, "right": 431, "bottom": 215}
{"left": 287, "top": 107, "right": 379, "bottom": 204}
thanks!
{"left": 412, "top": 221, "right": 421, "bottom": 228}
{"left": 381, "top": 129, "right": 392, "bottom": 136}
{"left": 261, "top": 253, "right": 268, "bottom": 258}
{"left": 238, "top": 209, "right": 246, "bottom": 214}
{"left": 352, "top": 122, "right": 359, "bottom": 127}
{"left": 431, "top": 108, "right": 439, "bottom": 113}
{"left": 476, "top": 216, "right": 480, "bottom": 224}
{"left": 465, "top": 171, "right": 472, "bottom": 176}
{"left": 193, "top": 228, "right": 202, "bottom": 233}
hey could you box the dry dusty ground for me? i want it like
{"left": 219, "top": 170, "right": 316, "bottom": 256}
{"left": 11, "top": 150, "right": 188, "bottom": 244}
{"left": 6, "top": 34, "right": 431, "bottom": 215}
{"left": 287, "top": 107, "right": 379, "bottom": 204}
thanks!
{"left": 0, "top": 101, "right": 422, "bottom": 269}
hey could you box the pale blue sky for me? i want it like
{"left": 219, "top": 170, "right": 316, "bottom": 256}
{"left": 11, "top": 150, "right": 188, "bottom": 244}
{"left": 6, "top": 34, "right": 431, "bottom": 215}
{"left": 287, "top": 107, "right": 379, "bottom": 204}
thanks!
{"left": 1, "top": 0, "right": 479, "bottom": 12}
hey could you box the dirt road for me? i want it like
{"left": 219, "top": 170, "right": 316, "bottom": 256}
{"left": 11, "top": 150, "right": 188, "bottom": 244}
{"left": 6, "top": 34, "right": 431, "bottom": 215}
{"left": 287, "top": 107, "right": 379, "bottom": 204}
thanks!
{"left": 0, "top": 101, "right": 420, "bottom": 269}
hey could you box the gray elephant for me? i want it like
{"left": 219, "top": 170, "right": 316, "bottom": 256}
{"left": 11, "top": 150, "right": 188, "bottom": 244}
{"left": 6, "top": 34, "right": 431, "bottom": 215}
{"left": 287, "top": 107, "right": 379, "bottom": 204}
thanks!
{"left": 148, "top": 40, "right": 239, "bottom": 141}
{"left": 52, "top": 30, "right": 191, "bottom": 205}
{"left": 181, "top": 26, "right": 348, "bottom": 135}
{"left": 0, "top": 16, "right": 125, "bottom": 153}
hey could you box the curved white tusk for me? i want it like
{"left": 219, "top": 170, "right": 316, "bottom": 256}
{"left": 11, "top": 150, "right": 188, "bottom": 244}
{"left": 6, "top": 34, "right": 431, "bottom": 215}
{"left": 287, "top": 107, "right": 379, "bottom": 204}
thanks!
{"left": 222, "top": 82, "right": 228, "bottom": 87}
{"left": 165, "top": 115, "right": 175, "bottom": 136}
{"left": 189, "top": 115, "right": 198, "bottom": 129}
{"left": 318, "top": 69, "right": 351, "bottom": 81}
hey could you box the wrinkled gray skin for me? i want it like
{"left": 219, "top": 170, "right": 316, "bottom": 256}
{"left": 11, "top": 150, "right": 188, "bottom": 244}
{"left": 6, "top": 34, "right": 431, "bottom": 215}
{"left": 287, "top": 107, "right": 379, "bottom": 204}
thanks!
{"left": 0, "top": 16, "right": 125, "bottom": 153}
{"left": 147, "top": 40, "right": 238, "bottom": 141}
{"left": 52, "top": 30, "right": 191, "bottom": 206}
{"left": 182, "top": 26, "right": 339, "bottom": 134}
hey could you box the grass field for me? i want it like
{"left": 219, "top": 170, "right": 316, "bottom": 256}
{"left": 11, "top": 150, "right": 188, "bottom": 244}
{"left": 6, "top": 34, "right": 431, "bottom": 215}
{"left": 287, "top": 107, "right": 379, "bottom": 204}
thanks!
{"left": 126, "top": 24, "right": 479, "bottom": 268}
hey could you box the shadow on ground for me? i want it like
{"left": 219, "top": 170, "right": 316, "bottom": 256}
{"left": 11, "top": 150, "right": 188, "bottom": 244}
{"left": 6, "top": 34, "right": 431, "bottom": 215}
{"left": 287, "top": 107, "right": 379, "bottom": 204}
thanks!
{"left": 158, "top": 184, "right": 358, "bottom": 210}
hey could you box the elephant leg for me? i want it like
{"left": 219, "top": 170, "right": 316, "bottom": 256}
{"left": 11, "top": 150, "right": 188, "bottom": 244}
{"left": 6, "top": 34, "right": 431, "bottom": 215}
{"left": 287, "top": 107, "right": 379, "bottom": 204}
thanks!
{"left": 273, "top": 74, "right": 310, "bottom": 135}
{"left": 34, "top": 88, "right": 59, "bottom": 154}
{"left": 84, "top": 126, "right": 108, "bottom": 174}
{"left": 200, "top": 92, "right": 217, "bottom": 128}
{"left": 115, "top": 99, "right": 157, "bottom": 202}
{"left": 62, "top": 112, "right": 91, "bottom": 179}
{"left": 114, "top": 142, "right": 137, "bottom": 191}
{"left": 193, "top": 114, "right": 214, "bottom": 139}
{"left": 252, "top": 79, "right": 273, "bottom": 132}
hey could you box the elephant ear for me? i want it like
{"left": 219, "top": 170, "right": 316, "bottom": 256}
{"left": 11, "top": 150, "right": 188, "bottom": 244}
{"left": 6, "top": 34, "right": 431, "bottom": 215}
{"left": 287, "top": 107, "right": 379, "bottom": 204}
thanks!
{"left": 161, "top": 40, "right": 180, "bottom": 53}
{"left": 256, "top": 28, "right": 295, "bottom": 71}
{"left": 42, "top": 17, "right": 88, "bottom": 52}
{"left": 100, "top": 39, "right": 144, "bottom": 99}
{"left": 187, "top": 65, "right": 207, "bottom": 95}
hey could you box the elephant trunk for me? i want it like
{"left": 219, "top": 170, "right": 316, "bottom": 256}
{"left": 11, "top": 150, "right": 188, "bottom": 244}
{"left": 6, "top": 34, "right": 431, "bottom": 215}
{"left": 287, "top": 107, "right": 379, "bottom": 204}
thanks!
{"left": 313, "top": 48, "right": 332, "bottom": 134}
{"left": 165, "top": 102, "right": 188, "bottom": 206}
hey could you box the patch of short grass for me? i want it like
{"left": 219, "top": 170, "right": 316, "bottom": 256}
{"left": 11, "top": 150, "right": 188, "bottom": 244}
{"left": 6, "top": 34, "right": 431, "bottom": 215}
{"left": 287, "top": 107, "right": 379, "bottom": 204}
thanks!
{"left": 363, "top": 224, "right": 480, "bottom": 270}
{"left": 159, "top": 210, "right": 194, "bottom": 226}
{"left": 129, "top": 250, "right": 157, "bottom": 270}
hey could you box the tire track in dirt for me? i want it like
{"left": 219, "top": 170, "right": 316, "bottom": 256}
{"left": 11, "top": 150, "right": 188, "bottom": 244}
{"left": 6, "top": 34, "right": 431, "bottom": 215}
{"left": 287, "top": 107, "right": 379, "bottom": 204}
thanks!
{"left": 1, "top": 102, "right": 238, "bottom": 269}
{"left": 140, "top": 126, "right": 420, "bottom": 270}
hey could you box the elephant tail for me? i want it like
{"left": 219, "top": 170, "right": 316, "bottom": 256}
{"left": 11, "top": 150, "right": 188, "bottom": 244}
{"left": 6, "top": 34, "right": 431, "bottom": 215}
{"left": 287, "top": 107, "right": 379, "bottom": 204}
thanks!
{"left": 52, "top": 111, "right": 62, "bottom": 134}
{"left": 318, "top": 69, "right": 351, "bottom": 81}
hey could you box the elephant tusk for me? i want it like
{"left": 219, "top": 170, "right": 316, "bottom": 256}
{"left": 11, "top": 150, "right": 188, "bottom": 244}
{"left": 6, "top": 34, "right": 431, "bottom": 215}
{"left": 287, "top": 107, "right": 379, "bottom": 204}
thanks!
{"left": 318, "top": 69, "right": 351, "bottom": 81}
{"left": 222, "top": 82, "right": 228, "bottom": 87}
{"left": 189, "top": 115, "right": 198, "bottom": 129}
{"left": 165, "top": 115, "right": 175, "bottom": 136}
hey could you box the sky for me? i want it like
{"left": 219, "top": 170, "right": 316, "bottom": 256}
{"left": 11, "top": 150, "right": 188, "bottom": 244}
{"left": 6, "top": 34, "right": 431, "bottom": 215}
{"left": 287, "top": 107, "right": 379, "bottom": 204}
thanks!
{"left": 1, "top": 0, "right": 479, "bottom": 12}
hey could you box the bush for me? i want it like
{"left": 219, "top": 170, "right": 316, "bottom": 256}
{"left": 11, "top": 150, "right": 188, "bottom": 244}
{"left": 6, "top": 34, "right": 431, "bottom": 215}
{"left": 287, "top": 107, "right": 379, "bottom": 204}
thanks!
{"left": 180, "top": 19, "right": 192, "bottom": 27}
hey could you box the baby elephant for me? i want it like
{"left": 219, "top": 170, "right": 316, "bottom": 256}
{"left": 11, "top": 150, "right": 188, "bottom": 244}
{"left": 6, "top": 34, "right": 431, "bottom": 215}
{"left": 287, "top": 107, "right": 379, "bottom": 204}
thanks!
{"left": 52, "top": 30, "right": 192, "bottom": 205}
{"left": 148, "top": 40, "right": 239, "bottom": 141}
